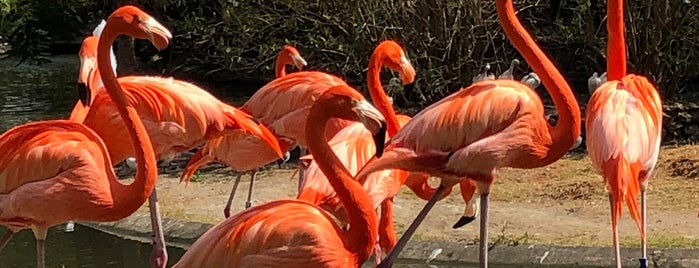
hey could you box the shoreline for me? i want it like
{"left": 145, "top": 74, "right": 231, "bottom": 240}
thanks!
{"left": 79, "top": 212, "right": 699, "bottom": 267}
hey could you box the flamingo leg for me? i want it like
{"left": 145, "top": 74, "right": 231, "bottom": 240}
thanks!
{"left": 32, "top": 227, "right": 47, "bottom": 268}
{"left": 297, "top": 147, "right": 307, "bottom": 193}
{"left": 377, "top": 185, "right": 448, "bottom": 268}
{"left": 610, "top": 194, "right": 622, "bottom": 268}
{"left": 224, "top": 174, "right": 244, "bottom": 218}
{"left": 245, "top": 171, "right": 257, "bottom": 209}
{"left": 148, "top": 188, "right": 168, "bottom": 268}
{"left": 36, "top": 239, "right": 45, "bottom": 268}
{"left": 478, "top": 192, "right": 489, "bottom": 268}
{"left": 639, "top": 189, "right": 648, "bottom": 268}
{"left": 0, "top": 230, "right": 15, "bottom": 251}
{"left": 378, "top": 198, "right": 397, "bottom": 253}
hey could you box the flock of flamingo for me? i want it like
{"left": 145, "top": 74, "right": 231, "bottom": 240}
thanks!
{"left": 0, "top": 0, "right": 669, "bottom": 267}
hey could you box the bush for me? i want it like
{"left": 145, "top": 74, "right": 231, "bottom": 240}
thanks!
{"left": 3, "top": 0, "right": 699, "bottom": 106}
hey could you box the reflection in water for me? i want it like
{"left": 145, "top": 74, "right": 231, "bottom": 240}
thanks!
{"left": 0, "top": 225, "right": 185, "bottom": 268}
{"left": 0, "top": 56, "right": 79, "bottom": 132}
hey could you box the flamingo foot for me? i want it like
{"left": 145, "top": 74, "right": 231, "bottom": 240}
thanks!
{"left": 639, "top": 258, "right": 648, "bottom": 268}
{"left": 150, "top": 247, "right": 168, "bottom": 268}
{"left": 452, "top": 216, "right": 477, "bottom": 228}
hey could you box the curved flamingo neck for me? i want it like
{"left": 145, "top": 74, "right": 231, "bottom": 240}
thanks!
{"left": 306, "top": 100, "right": 377, "bottom": 262}
{"left": 367, "top": 52, "right": 400, "bottom": 136}
{"left": 496, "top": 0, "right": 581, "bottom": 165}
{"left": 274, "top": 56, "right": 287, "bottom": 78}
{"left": 98, "top": 22, "right": 158, "bottom": 218}
{"left": 607, "top": 0, "right": 626, "bottom": 80}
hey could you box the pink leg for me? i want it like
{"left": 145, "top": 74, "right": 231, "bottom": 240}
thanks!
{"left": 148, "top": 188, "right": 168, "bottom": 268}
{"left": 0, "top": 230, "right": 14, "bottom": 251}
{"left": 374, "top": 242, "right": 383, "bottom": 266}
{"left": 377, "top": 185, "right": 448, "bottom": 268}
{"left": 245, "top": 171, "right": 257, "bottom": 209}
{"left": 297, "top": 148, "right": 308, "bottom": 193}
{"left": 36, "top": 239, "right": 45, "bottom": 268}
{"left": 224, "top": 174, "right": 244, "bottom": 218}
{"left": 478, "top": 192, "right": 489, "bottom": 268}
{"left": 610, "top": 194, "right": 621, "bottom": 268}
{"left": 640, "top": 189, "right": 648, "bottom": 268}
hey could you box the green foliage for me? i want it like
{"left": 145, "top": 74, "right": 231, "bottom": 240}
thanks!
{"left": 0, "top": 0, "right": 98, "bottom": 64}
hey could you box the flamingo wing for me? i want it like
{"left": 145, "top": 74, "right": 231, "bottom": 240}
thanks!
{"left": 585, "top": 75, "right": 663, "bottom": 228}
{"left": 370, "top": 80, "right": 548, "bottom": 179}
{"left": 241, "top": 71, "right": 348, "bottom": 124}
{"left": 586, "top": 75, "right": 663, "bottom": 176}
{"left": 84, "top": 76, "right": 281, "bottom": 163}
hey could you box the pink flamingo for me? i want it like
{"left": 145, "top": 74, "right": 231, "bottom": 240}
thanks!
{"left": 585, "top": 0, "right": 663, "bottom": 266}
{"left": 354, "top": 0, "right": 582, "bottom": 266}
{"left": 179, "top": 45, "right": 307, "bottom": 214}
{"left": 80, "top": 17, "right": 283, "bottom": 268}
{"left": 0, "top": 6, "right": 166, "bottom": 267}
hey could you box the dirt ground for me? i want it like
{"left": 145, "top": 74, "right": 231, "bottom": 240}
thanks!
{"left": 124, "top": 144, "right": 699, "bottom": 249}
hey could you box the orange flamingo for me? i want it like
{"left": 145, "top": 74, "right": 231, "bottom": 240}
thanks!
{"left": 180, "top": 41, "right": 414, "bottom": 212}
{"left": 178, "top": 45, "right": 307, "bottom": 214}
{"left": 298, "top": 40, "right": 454, "bottom": 259}
{"left": 70, "top": 20, "right": 117, "bottom": 123}
{"left": 173, "top": 85, "right": 387, "bottom": 268}
{"left": 354, "top": 0, "right": 581, "bottom": 266}
{"left": 0, "top": 6, "right": 166, "bottom": 267}
{"left": 81, "top": 18, "right": 283, "bottom": 268}
{"left": 585, "top": 0, "right": 663, "bottom": 266}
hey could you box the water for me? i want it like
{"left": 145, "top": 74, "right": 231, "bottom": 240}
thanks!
{"left": 0, "top": 56, "right": 588, "bottom": 267}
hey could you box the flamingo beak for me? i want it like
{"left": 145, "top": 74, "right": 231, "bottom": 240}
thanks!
{"left": 143, "top": 17, "right": 173, "bottom": 51}
{"left": 399, "top": 54, "right": 416, "bottom": 86}
{"left": 290, "top": 54, "right": 308, "bottom": 70}
{"left": 78, "top": 82, "right": 91, "bottom": 107}
{"left": 355, "top": 100, "right": 387, "bottom": 158}
{"left": 372, "top": 121, "right": 387, "bottom": 158}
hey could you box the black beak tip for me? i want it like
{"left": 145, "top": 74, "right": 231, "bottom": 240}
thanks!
{"left": 77, "top": 83, "right": 90, "bottom": 107}
{"left": 372, "top": 121, "right": 387, "bottom": 158}
{"left": 404, "top": 82, "right": 416, "bottom": 92}
{"left": 452, "top": 216, "right": 477, "bottom": 229}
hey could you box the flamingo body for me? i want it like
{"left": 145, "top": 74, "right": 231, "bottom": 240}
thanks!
{"left": 83, "top": 76, "right": 281, "bottom": 164}
{"left": 0, "top": 121, "right": 129, "bottom": 229}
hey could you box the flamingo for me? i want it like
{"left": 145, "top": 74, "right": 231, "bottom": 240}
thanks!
{"left": 70, "top": 19, "right": 118, "bottom": 124}
{"left": 296, "top": 40, "right": 461, "bottom": 260}
{"left": 585, "top": 0, "right": 663, "bottom": 266}
{"left": 80, "top": 17, "right": 283, "bottom": 268}
{"left": 173, "top": 85, "right": 387, "bottom": 268}
{"left": 178, "top": 45, "right": 307, "bottom": 214}
{"left": 179, "top": 40, "right": 415, "bottom": 213}
{"left": 354, "top": 0, "right": 582, "bottom": 266}
{"left": 0, "top": 6, "right": 166, "bottom": 267}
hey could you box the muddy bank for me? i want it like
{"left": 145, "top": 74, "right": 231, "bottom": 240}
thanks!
{"left": 78, "top": 213, "right": 699, "bottom": 267}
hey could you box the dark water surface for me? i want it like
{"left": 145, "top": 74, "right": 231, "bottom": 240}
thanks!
{"left": 0, "top": 56, "right": 590, "bottom": 267}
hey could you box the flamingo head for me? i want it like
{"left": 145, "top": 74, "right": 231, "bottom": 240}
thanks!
{"left": 375, "top": 40, "right": 416, "bottom": 88}
{"left": 280, "top": 45, "right": 308, "bottom": 70}
{"left": 316, "top": 86, "right": 387, "bottom": 158}
{"left": 106, "top": 5, "right": 173, "bottom": 50}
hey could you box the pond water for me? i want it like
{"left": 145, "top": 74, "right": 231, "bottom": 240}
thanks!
{"left": 0, "top": 56, "right": 592, "bottom": 267}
